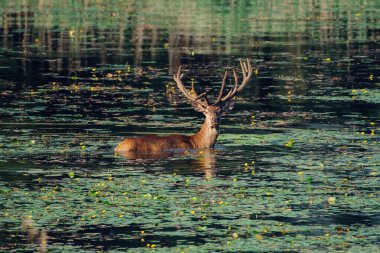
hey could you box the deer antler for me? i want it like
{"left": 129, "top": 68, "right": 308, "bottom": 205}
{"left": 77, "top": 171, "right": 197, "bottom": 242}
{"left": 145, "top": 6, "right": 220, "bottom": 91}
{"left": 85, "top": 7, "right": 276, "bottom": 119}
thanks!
{"left": 173, "top": 66, "right": 209, "bottom": 107}
{"left": 214, "top": 58, "right": 252, "bottom": 104}
{"left": 174, "top": 59, "right": 252, "bottom": 107}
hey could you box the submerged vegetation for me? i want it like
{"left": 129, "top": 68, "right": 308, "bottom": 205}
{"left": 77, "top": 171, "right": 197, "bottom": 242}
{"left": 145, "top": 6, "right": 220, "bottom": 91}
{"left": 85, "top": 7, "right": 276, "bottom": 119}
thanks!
{"left": 1, "top": 163, "right": 378, "bottom": 252}
{"left": 0, "top": 0, "right": 379, "bottom": 252}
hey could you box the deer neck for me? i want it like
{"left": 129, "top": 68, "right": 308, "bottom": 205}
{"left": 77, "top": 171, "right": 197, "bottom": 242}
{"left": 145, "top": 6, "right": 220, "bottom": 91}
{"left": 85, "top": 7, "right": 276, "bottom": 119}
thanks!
{"left": 191, "top": 117, "right": 219, "bottom": 149}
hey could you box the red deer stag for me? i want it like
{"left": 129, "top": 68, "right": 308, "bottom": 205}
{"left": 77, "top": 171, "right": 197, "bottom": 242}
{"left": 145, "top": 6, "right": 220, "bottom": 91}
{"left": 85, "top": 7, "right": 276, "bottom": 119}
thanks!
{"left": 115, "top": 59, "right": 252, "bottom": 154}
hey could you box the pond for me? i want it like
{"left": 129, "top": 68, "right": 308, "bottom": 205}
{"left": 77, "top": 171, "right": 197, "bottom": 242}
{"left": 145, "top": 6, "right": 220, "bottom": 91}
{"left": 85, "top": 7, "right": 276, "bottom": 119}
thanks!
{"left": 0, "top": 1, "right": 379, "bottom": 252}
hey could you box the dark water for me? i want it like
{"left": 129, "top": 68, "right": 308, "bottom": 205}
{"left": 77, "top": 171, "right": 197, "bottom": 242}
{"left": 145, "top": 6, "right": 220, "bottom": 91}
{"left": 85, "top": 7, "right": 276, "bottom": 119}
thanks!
{"left": 0, "top": 1, "right": 379, "bottom": 252}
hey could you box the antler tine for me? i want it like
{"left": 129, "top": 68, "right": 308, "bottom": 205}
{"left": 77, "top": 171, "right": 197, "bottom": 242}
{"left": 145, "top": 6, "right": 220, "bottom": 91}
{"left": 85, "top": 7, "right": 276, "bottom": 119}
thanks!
{"left": 196, "top": 88, "right": 214, "bottom": 104}
{"left": 173, "top": 67, "right": 191, "bottom": 98}
{"left": 173, "top": 65, "right": 208, "bottom": 107}
{"left": 221, "top": 68, "right": 239, "bottom": 101}
{"left": 213, "top": 70, "right": 228, "bottom": 105}
{"left": 237, "top": 58, "right": 252, "bottom": 92}
{"left": 221, "top": 58, "right": 252, "bottom": 102}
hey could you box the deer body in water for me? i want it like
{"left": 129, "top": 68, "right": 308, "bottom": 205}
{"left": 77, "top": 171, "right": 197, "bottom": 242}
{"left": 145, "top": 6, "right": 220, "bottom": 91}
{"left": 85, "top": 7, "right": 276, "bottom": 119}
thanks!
{"left": 115, "top": 59, "right": 252, "bottom": 154}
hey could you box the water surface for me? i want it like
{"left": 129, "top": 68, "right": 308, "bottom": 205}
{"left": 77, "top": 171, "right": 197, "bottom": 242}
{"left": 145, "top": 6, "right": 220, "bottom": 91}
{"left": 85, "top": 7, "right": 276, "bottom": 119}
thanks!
{"left": 0, "top": 1, "right": 379, "bottom": 252}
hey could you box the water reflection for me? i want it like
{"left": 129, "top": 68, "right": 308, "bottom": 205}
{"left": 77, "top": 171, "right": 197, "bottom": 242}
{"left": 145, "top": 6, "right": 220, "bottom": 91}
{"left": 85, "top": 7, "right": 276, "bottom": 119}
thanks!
{"left": 192, "top": 149, "right": 217, "bottom": 179}
{"left": 1, "top": 0, "right": 378, "bottom": 79}
{"left": 117, "top": 149, "right": 217, "bottom": 179}
{"left": 0, "top": 1, "right": 379, "bottom": 252}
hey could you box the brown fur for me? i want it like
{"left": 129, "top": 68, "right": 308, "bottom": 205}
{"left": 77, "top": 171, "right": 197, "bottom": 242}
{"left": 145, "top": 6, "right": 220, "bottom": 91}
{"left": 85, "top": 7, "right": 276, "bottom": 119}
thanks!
{"left": 115, "top": 106, "right": 221, "bottom": 154}
{"left": 114, "top": 58, "right": 252, "bottom": 155}
{"left": 114, "top": 134, "right": 195, "bottom": 153}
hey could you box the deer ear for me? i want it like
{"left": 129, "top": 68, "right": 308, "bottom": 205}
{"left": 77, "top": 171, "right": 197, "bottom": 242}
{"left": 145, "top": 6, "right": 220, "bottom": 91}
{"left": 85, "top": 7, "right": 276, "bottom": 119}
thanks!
{"left": 191, "top": 101, "right": 207, "bottom": 113}
{"left": 220, "top": 100, "right": 235, "bottom": 115}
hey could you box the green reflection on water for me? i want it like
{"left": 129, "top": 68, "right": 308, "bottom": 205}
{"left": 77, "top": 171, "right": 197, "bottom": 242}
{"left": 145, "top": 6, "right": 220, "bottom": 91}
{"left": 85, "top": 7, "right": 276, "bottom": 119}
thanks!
{"left": 0, "top": 0, "right": 379, "bottom": 252}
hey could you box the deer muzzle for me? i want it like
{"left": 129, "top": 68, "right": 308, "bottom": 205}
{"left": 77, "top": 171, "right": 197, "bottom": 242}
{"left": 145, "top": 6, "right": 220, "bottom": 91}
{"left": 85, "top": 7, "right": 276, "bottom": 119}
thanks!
{"left": 211, "top": 118, "right": 219, "bottom": 128}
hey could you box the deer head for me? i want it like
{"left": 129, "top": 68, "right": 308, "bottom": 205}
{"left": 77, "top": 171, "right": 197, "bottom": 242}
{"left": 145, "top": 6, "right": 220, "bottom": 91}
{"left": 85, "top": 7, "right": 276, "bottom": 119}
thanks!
{"left": 173, "top": 59, "right": 252, "bottom": 129}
